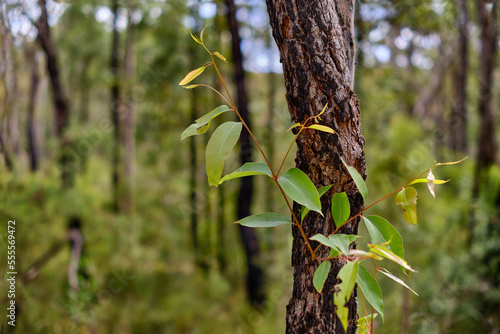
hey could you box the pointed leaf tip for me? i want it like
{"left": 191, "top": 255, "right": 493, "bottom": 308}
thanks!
{"left": 179, "top": 66, "right": 206, "bottom": 86}
{"left": 395, "top": 187, "right": 418, "bottom": 225}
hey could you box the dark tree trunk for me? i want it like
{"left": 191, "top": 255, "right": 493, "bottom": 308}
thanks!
{"left": 110, "top": 0, "right": 122, "bottom": 212}
{"left": 27, "top": 48, "right": 40, "bottom": 172}
{"left": 0, "top": 20, "right": 15, "bottom": 171}
{"left": 266, "top": 1, "right": 366, "bottom": 333}
{"left": 475, "top": 0, "right": 497, "bottom": 170}
{"left": 470, "top": 0, "right": 498, "bottom": 242}
{"left": 450, "top": 0, "right": 469, "bottom": 154}
{"left": 37, "top": 0, "right": 85, "bottom": 291}
{"left": 226, "top": 0, "right": 265, "bottom": 305}
{"left": 122, "top": 2, "right": 136, "bottom": 212}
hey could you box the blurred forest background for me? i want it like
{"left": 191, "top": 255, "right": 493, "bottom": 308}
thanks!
{"left": 0, "top": 0, "right": 499, "bottom": 333}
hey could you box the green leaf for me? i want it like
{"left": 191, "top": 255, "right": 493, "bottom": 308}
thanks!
{"left": 179, "top": 66, "right": 206, "bottom": 86}
{"left": 190, "top": 30, "right": 203, "bottom": 45}
{"left": 301, "top": 185, "right": 332, "bottom": 222}
{"left": 219, "top": 162, "right": 272, "bottom": 184}
{"left": 278, "top": 168, "right": 322, "bottom": 215}
{"left": 341, "top": 158, "right": 367, "bottom": 201}
{"left": 329, "top": 234, "right": 360, "bottom": 254}
{"left": 313, "top": 261, "right": 331, "bottom": 293}
{"left": 306, "top": 124, "right": 336, "bottom": 134}
{"left": 356, "top": 265, "right": 384, "bottom": 320}
{"left": 369, "top": 244, "right": 414, "bottom": 272}
{"left": 395, "top": 187, "right": 418, "bottom": 225}
{"left": 199, "top": 26, "right": 207, "bottom": 43}
{"left": 213, "top": 51, "right": 227, "bottom": 62}
{"left": 182, "top": 84, "right": 203, "bottom": 90}
{"left": 206, "top": 122, "right": 242, "bottom": 186}
{"left": 236, "top": 213, "right": 292, "bottom": 228}
{"left": 310, "top": 234, "right": 334, "bottom": 248}
{"left": 362, "top": 216, "right": 404, "bottom": 259}
{"left": 378, "top": 268, "right": 418, "bottom": 296}
{"left": 331, "top": 192, "right": 350, "bottom": 228}
{"left": 408, "top": 178, "right": 449, "bottom": 185}
{"left": 357, "top": 313, "right": 378, "bottom": 333}
{"left": 181, "top": 105, "right": 231, "bottom": 140}
{"left": 334, "top": 261, "right": 359, "bottom": 331}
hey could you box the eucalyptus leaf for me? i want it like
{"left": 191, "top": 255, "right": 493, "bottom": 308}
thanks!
{"left": 341, "top": 158, "right": 367, "bottom": 201}
{"left": 378, "top": 268, "right": 418, "bottom": 296}
{"left": 313, "top": 261, "right": 331, "bottom": 293}
{"left": 301, "top": 185, "right": 332, "bottom": 222}
{"left": 334, "top": 261, "right": 359, "bottom": 331}
{"left": 179, "top": 66, "right": 206, "bottom": 86}
{"left": 278, "top": 168, "right": 322, "bottom": 215}
{"left": 395, "top": 187, "right": 418, "bottom": 225}
{"left": 219, "top": 162, "right": 272, "bottom": 184}
{"left": 181, "top": 105, "right": 230, "bottom": 140}
{"left": 362, "top": 215, "right": 404, "bottom": 259}
{"left": 332, "top": 192, "right": 350, "bottom": 228}
{"left": 236, "top": 213, "right": 292, "bottom": 228}
{"left": 356, "top": 265, "right": 384, "bottom": 320}
{"left": 206, "top": 122, "right": 242, "bottom": 186}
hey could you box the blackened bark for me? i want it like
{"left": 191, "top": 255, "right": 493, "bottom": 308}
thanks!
{"left": 110, "top": 0, "right": 121, "bottom": 212}
{"left": 450, "top": 0, "right": 469, "bottom": 154}
{"left": 470, "top": 0, "right": 498, "bottom": 243}
{"left": 266, "top": 1, "right": 365, "bottom": 333}
{"left": 226, "top": 0, "right": 265, "bottom": 305}
{"left": 27, "top": 48, "right": 40, "bottom": 172}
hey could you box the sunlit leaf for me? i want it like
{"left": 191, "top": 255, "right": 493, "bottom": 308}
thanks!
{"left": 213, "top": 51, "right": 227, "bottom": 62}
{"left": 357, "top": 265, "right": 384, "bottom": 320}
{"left": 357, "top": 313, "right": 378, "bottom": 333}
{"left": 199, "top": 26, "right": 207, "bottom": 43}
{"left": 334, "top": 261, "right": 359, "bottom": 331}
{"left": 329, "top": 234, "right": 360, "bottom": 254}
{"left": 317, "top": 103, "right": 328, "bottom": 118}
{"left": 206, "top": 122, "right": 242, "bottom": 186}
{"left": 310, "top": 234, "right": 334, "bottom": 248}
{"left": 395, "top": 187, "right": 418, "bottom": 225}
{"left": 347, "top": 249, "right": 383, "bottom": 260}
{"left": 278, "top": 168, "right": 322, "bottom": 215}
{"left": 182, "top": 84, "right": 203, "bottom": 90}
{"left": 286, "top": 123, "right": 301, "bottom": 133}
{"left": 408, "top": 178, "right": 449, "bottom": 185}
{"left": 369, "top": 244, "right": 414, "bottom": 272}
{"left": 190, "top": 30, "right": 203, "bottom": 45}
{"left": 362, "top": 216, "right": 404, "bottom": 259}
{"left": 313, "top": 261, "right": 331, "bottom": 293}
{"left": 219, "top": 162, "right": 272, "bottom": 184}
{"left": 179, "top": 66, "right": 206, "bottom": 86}
{"left": 301, "top": 185, "right": 332, "bottom": 222}
{"left": 378, "top": 268, "right": 418, "bottom": 296}
{"left": 306, "top": 124, "right": 336, "bottom": 134}
{"left": 331, "top": 192, "right": 350, "bottom": 228}
{"left": 341, "top": 158, "right": 367, "bottom": 201}
{"left": 436, "top": 157, "right": 468, "bottom": 166}
{"left": 236, "top": 213, "right": 292, "bottom": 228}
{"left": 180, "top": 105, "right": 230, "bottom": 140}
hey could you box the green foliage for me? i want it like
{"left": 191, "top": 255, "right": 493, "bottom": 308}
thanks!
{"left": 236, "top": 213, "right": 291, "bottom": 228}
{"left": 362, "top": 215, "right": 405, "bottom": 259}
{"left": 219, "top": 162, "right": 273, "bottom": 184}
{"left": 277, "top": 168, "right": 322, "bottom": 215}
{"left": 205, "top": 122, "right": 242, "bottom": 186}
{"left": 334, "top": 261, "right": 359, "bottom": 331}
{"left": 331, "top": 192, "right": 350, "bottom": 228}
{"left": 395, "top": 186, "right": 418, "bottom": 224}
{"left": 341, "top": 158, "right": 368, "bottom": 201}
{"left": 313, "top": 261, "right": 331, "bottom": 293}
{"left": 180, "top": 105, "right": 231, "bottom": 140}
{"left": 357, "top": 265, "right": 384, "bottom": 320}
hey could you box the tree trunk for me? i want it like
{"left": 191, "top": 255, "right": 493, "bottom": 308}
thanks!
{"left": 226, "top": 0, "right": 265, "bottom": 305}
{"left": 110, "top": 0, "right": 122, "bottom": 212}
{"left": 37, "top": 0, "right": 85, "bottom": 291}
{"left": 470, "top": 0, "right": 498, "bottom": 243}
{"left": 0, "top": 19, "right": 15, "bottom": 171}
{"left": 450, "top": 0, "right": 469, "bottom": 154}
{"left": 266, "top": 1, "right": 366, "bottom": 333}
{"left": 27, "top": 48, "right": 41, "bottom": 172}
{"left": 123, "top": 3, "right": 136, "bottom": 212}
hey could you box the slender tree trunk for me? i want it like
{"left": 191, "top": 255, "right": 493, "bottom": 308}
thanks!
{"left": 226, "top": 0, "right": 265, "bottom": 305}
{"left": 266, "top": 1, "right": 365, "bottom": 332}
{"left": 265, "top": 30, "right": 277, "bottom": 214}
{"left": 450, "top": 0, "right": 469, "bottom": 154}
{"left": 0, "top": 19, "right": 14, "bottom": 171}
{"left": 37, "top": 0, "right": 85, "bottom": 291}
{"left": 110, "top": 0, "right": 122, "bottom": 212}
{"left": 123, "top": 3, "right": 136, "bottom": 212}
{"left": 27, "top": 48, "right": 41, "bottom": 172}
{"left": 470, "top": 0, "right": 498, "bottom": 243}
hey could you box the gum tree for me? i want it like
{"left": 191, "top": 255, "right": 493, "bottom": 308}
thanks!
{"left": 265, "top": 1, "right": 364, "bottom": 332}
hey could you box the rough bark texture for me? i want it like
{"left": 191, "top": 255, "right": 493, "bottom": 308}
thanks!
{"left": 266, "top": 1, "right": 365, "bottom": 333}
{"left": 475, "top": 0, "right": 497, "bottom": 170}
{"left": 450, "top": 0, "right": 469, "bottom": 154}
{"left": 226, "top": 0, "right": 265, "bottom": 305}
